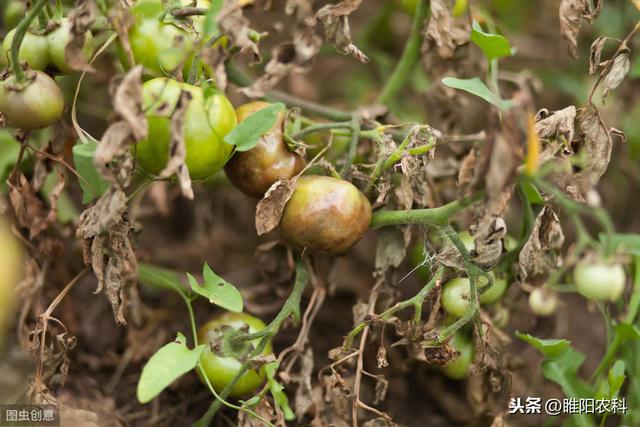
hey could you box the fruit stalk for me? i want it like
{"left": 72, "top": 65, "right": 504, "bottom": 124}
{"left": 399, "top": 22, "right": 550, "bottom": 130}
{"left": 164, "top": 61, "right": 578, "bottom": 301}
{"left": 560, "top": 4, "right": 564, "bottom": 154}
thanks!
{"left": 10, "top": 0, "right": 49, "bottom": 83}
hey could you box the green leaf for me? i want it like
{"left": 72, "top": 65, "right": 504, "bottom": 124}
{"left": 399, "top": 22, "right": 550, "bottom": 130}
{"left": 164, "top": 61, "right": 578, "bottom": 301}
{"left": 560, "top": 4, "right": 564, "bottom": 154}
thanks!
{"left": 520, "top": 178, "right": 545, "bottom": 205}
{"left": 470, "top": 21, "right": 513, "bottom": 61}
{"left": 599, "top": 233, "right": 640, "bottom": 256}
{"left": 0, "top": 131, "right": 21, "bottom": 191}
{"left": 186, "top": 263, "right": 243, "bottom": 312}
{"left": 138, "top": 263, "right": 187, "bottom": 297}
{"left": 607, "top": 360, "right": 626, "bottom": 400}
{"left": 203, "top": 0, "right": 223, "bottom": 36}
{"left": 441, "top": 77, "right": 514, "bottom": 111}
{"left": 72, "top": 142, "right": 110, "bottom": 204}
{"left": 613, "top": 323, "right": 640, "bottom": 341}
{"left": 137, "top": 333, "right": 206, "bottom": 404}
{"left": 265, "top": 362, "right": 295, "bottom": 421}
{"left": 223, "top": 103, "right": 285, "bottom": 152}
{"left": 515, "top": 332, "right": 571, "bottom": 357}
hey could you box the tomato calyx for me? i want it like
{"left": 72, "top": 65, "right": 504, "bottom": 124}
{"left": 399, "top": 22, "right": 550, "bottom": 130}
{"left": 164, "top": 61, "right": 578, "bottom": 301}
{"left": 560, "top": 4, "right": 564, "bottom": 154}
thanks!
{"left": 204, "top": 323, "right": 256, "bottom": 362}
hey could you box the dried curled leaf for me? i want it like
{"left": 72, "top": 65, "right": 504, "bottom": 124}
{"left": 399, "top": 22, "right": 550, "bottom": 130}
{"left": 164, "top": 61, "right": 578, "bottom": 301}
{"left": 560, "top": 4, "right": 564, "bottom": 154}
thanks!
{"left": 9, "top": 172, "right": 65, "bottom": 239}
{"left": 241, "top": 29, "right": 321, "bottom": 98}
{"left": 255, "top": 177, "right": 298, "bottom": 235}
{"left": 425, "top": 0, "right": 466, "bottom": 58}
{"left": 470, "top": 216, "right": 507, "bottom": 270}
{"left": 77, "top": 188, "right": 138, "bottom": 325}
{"left": 218, "top": 2, "right": 261, "bottom": 62}
{"left": 534, "top": 106, "right": 577, "bottom": 143}
{"left": 113, "top": 66, "right": 147, "bottom": 141}
{"left": 601, "top": 51, "right": 630, "bottom": 102}
{"left": 559, "top": 0, "right": 602, "bottom": 58}
{"left": 518, "top": 206, "right": 564, "bottom": 282}
{"left": 574, "top": 104, "right": 612, "bottom": 194}
{"left": 589, "top": 36, "right": 610, "bottom": 75}
{"left": 64, "top": 0, "right": 97, "bottom": 72}
{"left": 316, "top": 0, "right": 368, "bottom": 63}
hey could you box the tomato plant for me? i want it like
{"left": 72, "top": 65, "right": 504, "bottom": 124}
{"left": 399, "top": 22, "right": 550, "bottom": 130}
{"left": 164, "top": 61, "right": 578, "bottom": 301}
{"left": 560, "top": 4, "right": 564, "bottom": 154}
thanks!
{"left": 440, "top": 332, "right": 474, "bottom": 380}
{"left": 136, "top": 78, "right": 237, "bottom": 180}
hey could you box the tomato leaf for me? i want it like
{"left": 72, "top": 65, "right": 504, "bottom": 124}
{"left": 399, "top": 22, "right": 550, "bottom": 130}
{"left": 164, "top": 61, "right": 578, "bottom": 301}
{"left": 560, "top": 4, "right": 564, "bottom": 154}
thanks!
{"left": 137, "top": 333, "right": 205, "bottom": 404}
{"left": 470, "top": 21, "right": 513, "bottom": 61}
{"left": 515, "top": 332, "right": 570, "bottom": 357}
{"left": 606, "top": 360, "right": 626, "bottom": 400}
{"left": 186, "top": 263, "right": 243, "bottom": 312}
{"left": 598, "top": 232, "right": 640, "bottom": 256}
{"left": 223, "top": 103, "right": 285, "bottom": 152}
{"left": 441, "top": 77, "right": 514, "bottom": 111}
{"left": 138, "top": 263, "right": 188, "bottom": 297}
{"left": 72, "top": 142, "right": 110, "bottom": 204}
{"left": 265, "top": 361, "right": 294, "bottom": 421}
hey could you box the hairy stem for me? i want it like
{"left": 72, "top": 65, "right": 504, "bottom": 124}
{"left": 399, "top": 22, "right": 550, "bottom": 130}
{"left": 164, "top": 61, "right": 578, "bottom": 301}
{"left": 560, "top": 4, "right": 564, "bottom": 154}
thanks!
{"left": 369, "top": 193, "right": 481, "bottom": 229}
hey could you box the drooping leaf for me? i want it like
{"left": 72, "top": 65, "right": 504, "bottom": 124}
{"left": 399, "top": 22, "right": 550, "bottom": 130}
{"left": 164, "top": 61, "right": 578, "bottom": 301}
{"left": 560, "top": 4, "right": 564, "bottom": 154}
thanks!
{"left": 470, "top": 21, "right": 513, "bottom": 61}
{"left": 72, "top": 142, "right": 110, "bottom": 204}
{"left": 223, "top": 103, "right": 285, "bottom": 152}
{"left": 606, "top": 360, "right": 626, "bottom": 400}
{"left": 137, "top": 333, "right": 206, "bottom": 403}
{"left": 203, "top": 0, "right": 224, "bottom": 37}
{"left": 515, "top": 332, "right": 570, "bottom": 357}
{"left": 186, "top": 263, "right": 243, "bottom": 312}
{"left": 265, "top": 361, "right": 295, "bottom": 421}
{"left": 598, "top": 233, "right": 640, "bottom": 256}
{"left": 441, "top": 77, "right": 514, "bottom": 111}
{"left": 138, "top": 263, "right": 187, "bottom": 296}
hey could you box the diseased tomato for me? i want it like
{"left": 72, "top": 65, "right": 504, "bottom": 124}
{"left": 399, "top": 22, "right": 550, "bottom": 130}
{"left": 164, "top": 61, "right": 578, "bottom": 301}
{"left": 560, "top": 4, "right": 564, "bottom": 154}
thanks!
{"left": 225, "top": 101, "right": 306, "bottom": 198}
{"left": 280, "top": 175, "right": 372, "bottom": 254}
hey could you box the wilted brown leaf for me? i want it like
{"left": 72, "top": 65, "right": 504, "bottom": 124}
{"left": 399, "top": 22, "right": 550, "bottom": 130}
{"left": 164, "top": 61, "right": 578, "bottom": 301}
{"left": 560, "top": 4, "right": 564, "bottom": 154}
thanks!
{"left": 375, "top": 226, "right": 411, "bottom": 274}
{"left": 316, "top": 0, "right": 368, "bottom": 63}
{"left": 9, "top": 172, "right": 64, "bottom": 239}
{"left": 218, "top": 2, "right": 261, "bottom": 62}
{"left": 64, "top": 0, "right": 97, "bottom": 72}
{"left": 589, "top": 36, "right": 609, "bottom": 75}
{"left": 426, "top": 0, "right": 460, "bottom": 58}
{"left": 602, "top": 51, "right": 630, "bottom": 102}
{"left": 256, "top": 177, "right": 298, "bottom": 235}
{"left": 574, "top": 104, "right": 612, "bottom": 194}
{"left": 559, "top": 0, "right": 602, "bottom": 58}
{"left": 471, "top": 216, "right": 507, "bottom": 270}
{"left": 534, "top": 106, "right": 577, "bottom": 143}
{"left": 112, "top": 66, "right": 147, "bottom": 141}
{"left": 518, "top": 206, "right": 564, "bottom": 282}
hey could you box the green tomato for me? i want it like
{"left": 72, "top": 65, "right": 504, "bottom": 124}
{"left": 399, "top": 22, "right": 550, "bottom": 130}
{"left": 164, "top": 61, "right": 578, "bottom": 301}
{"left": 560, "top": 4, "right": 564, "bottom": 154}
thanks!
{"left": 0, "top": 218, "right": 21, "bottom": 346}
{"left": 441, "top": 333, "right": 474, "bottom": 380}
{"left": 528, "top": 288, "right": 558, "bottom": 317}
{"left": 574, "top": 261, "right": 626, "bottom": 301}
{"left": 441, "top": 274, "right": 505, "bottom": 317}
{"left": 197, "top": 312, "right": 272, "bottom": 397}
{"left": 3, "top": 29, "right": 50, "bottom": 71}
{"left": 0, "top": 71, "right": 65, "bottom": 130}
{"left": 126, "top": 0, "right": 207, "bottom": 76}
{"left": 136, "top": 78, "right": 237, "bottom": 180}
{"left": 47, "top": 18, "right": 94, "bottom": 74}
{"left": 281, "top": 175, "right": 372, "bottom": 254}
{"left": 3, "top": 1, "right": 25, "bottom": 30}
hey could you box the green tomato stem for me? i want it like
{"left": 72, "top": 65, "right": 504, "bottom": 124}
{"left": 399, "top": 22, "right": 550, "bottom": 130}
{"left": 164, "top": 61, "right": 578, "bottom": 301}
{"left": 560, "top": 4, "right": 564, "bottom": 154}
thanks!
{"left": 194, "top": 260, "right": 309, "bottom": 426}
{"left": 290, "top": 121, "right": 354, "bottom": 140}
{"left": 340, "top": 120, "right": 361, "bottom": 178}
{"left": 376, "top": 0, "right": 429, "bottom": 105}
{"left": 369, "top": 193, "right": 481, "bottom": 229}
{"left": 10, "top": 0, "right": 49, "bottom": 83}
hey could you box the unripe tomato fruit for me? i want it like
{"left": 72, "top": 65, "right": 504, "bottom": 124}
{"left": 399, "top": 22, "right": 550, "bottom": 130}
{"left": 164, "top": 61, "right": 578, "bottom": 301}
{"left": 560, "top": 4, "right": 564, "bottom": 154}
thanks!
{"left": 441, "top": 275, "right": 506, "bottom": 317}
{"left": 224, "top": 102, "right": 306, "bottom": 198}
{"left": 47, "top": 18, "right": 94, "bottom": 74}
{"left": 126, "top": 0, "right": 208, "bottom": 76}
{"left": 136, "top": 78, "right": 236, "bottom": 180}
{"left": 281, "top": 176, "right": 372, "bottom": 254}
{"left": 441, "top": 333, "right": 474, "bottom": 380}
{"left": 0, "top": 218, "right": 22, "bottom": 345}
{"left": 528, "top": 288, "right": 558, "bottom": 317}
{"left": 2, "top": 29, "right": 50, "bottom": 71}
{"left": 197, "top": 312, "right": 272, "bottom": 397}
{"left": 0, "top": 71, "right": 65, "bottom": 130}
{"left": 573, "top": 261, "right": 626, "bottom": 301}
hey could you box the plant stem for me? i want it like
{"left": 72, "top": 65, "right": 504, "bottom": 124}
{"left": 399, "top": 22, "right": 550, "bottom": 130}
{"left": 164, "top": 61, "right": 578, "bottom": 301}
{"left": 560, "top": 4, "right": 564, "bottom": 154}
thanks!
{"left": 194, "top": 260, "right": 309, "bottom": 426}
{"left": 290, "top": 121, "right": 354, "bottom": 140}
{"left": 225, "top": 61, "right": 354, "bottom": 121}
{"left": 10, "top": 0, "right": 49, "bottom": 83}
{"left": 340, "top": 120, "right": 361, "bottom": 178}
{"left": 344, "top": 266, "right": 445, "bottom": 348}
{"left": 376, "top": 0, "right": 429, "bottom": 105}
{"left": 369, "top": 193, "right": 481, "bottom": 229}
